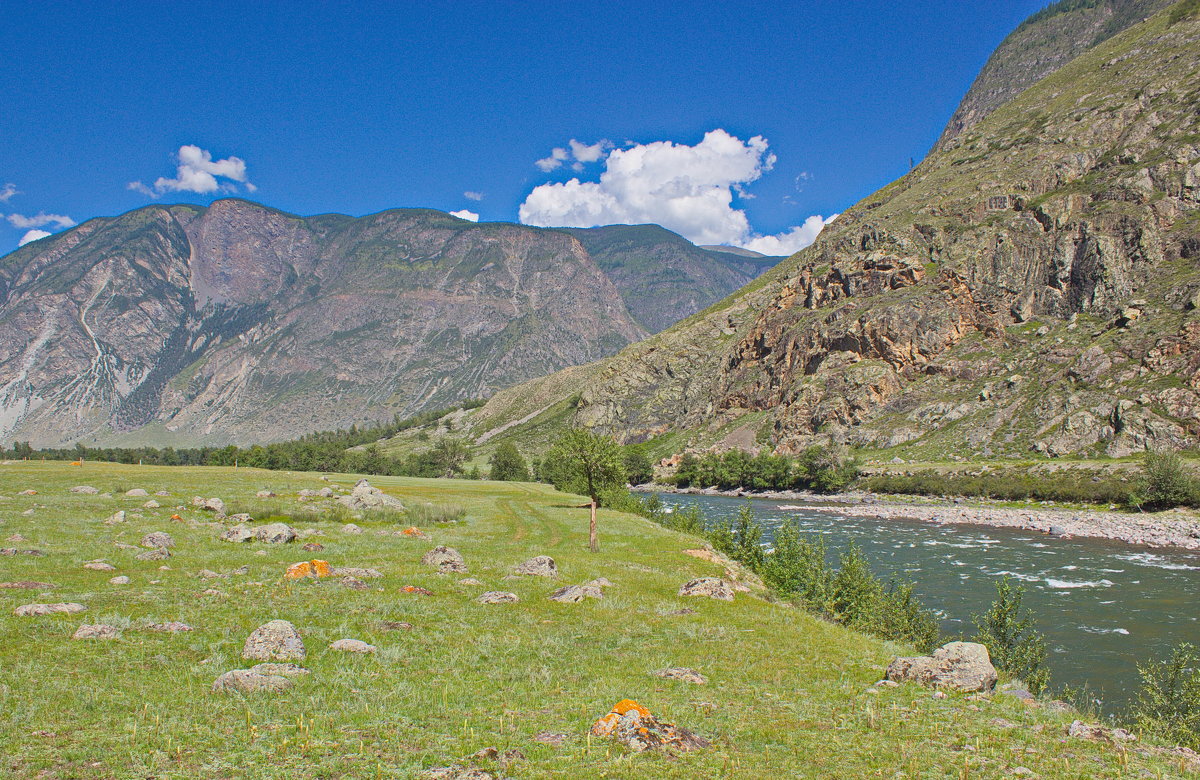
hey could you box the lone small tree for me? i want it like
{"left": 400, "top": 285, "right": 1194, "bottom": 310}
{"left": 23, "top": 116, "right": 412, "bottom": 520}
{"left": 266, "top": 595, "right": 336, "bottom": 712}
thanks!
{"left": 430, "top": 437, "right": 471, "bottom": 478}
{"left": 489, "top": 441, "right": 530, "bottom": 481}
{"left": 549, "top": 428, "right": 626, "bottom": 552}
{"left": 971, "top": 576, "right": 1050, "bottom": 694}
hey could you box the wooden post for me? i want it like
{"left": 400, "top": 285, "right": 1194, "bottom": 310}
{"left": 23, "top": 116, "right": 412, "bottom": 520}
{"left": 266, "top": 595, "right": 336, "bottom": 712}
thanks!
{"left": 589, "top": 498, "right": 598, "bottom": 552}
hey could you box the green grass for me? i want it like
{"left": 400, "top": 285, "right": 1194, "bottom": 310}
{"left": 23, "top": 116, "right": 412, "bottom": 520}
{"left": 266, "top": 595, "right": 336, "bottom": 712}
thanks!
{"left": 0, "top": 462, "right": 1189, "bottom": 778}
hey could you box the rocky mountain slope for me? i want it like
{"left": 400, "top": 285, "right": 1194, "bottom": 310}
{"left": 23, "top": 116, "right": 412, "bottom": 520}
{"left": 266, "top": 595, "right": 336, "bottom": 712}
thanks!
{"left": 0, "top": 201, "right": 659, "bottom": 447}
{"left": 458, "top": 3, "right": 1200, "bottom": 461}
{"left": 562, "top": 225, "right": 780, "bottom": 333}
{"left": 936, "top": 0, "right": 1174, "bottom": 149}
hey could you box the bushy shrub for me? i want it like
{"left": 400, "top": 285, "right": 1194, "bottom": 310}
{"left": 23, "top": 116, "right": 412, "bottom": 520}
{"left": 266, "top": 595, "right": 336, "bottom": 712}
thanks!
{"left": 672, "top": 446, "right": 859, "bottom": 493}
{"left": 488, "top": 442, "right": 530, "bottom": 481}
{"left": 1132, "top": 642, "right": 1200, "bottom": 749}
{"left": 863, "top": 467, "right": 1135, "bottom": 506}
{"left": 971, "top": 576, "right": 1050, "bottom": 694}
{"left": 759, "top": 520, "right": 833, "bottom": 607}
{"left": 1129, "top": 450, "right": 1200, "bottom": 511}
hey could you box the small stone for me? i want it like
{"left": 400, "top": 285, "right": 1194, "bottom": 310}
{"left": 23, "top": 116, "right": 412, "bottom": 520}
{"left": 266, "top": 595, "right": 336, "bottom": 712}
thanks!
{"left": 548, "top": 583, "right": 603, "bottom": 603}
{"left": 242, "top": 619, "right": 306, "bottom": 661}
{"left": 340, "top": 576, "right": 368, "bottom": 590}
{"left": 146, "top": 621, "right": 192, "bottom": 632}
{"left": 284, "top": 560, "right": 333, "bottom": 579}
{"left": 401, "top": 585, "right": 434, "bottom": 595}
{"left": 421, "top": 546, "right": 464, "bottom": 568}
{"left": 143, "top": 500, "right": 160, "bottom": 509}
{"left": 248, "top": 662, "right": 309, "bottom": 677}
{"left": 220, "top": 525, "right": 256, "bottom": 543}
{"left": 332, "top": 566, "right": 383, "bottom": 578}
{"left": 125, "top": 489, "right": 149, "bottom": 497}
{"left": 140, "top": 531, "right": 175, "bottom": 549}
{"left": 302, "top": 542, "right": 325, "bottom": 552}
{"left": 1066, "top": 720, "right": 1135, "bottom": 742}
{"left": 155, "top": 491, "right": 170, "bottom": 496}
{"left": 70, "top": 485, "right": 99, "bottom": 494}
{"left": 329, "top": 638, "right": 376, "bottom": 654}
{"left": 15, "top": 602, "right": 86, "bottom": 616}
{"left": 256, "top": 490, "right": 277, "bottom": 498}
{"left": 212, "top": 669, "right": 293, "bottom": 693}
{"left": 513, "top": 555, "right": 557, "bottom": 577}
{"left": 532, "top": 731, "right": 567, "bottom": 747}
{"left": 476, "top": 591, "right": 519, "bottom": 604}
{"left": 103, "top": 510, "right": 127, "bottom": 525}
{"left": 197, "top": 569, "right": 225, "bottom": 580}
{"left": 5, "top": 533, "right": 26, "bottom": 542}
{"left": 255, "top": 523, "right": 297, "bottom": 544}
{"left": 678, "top": 578, "right": 734, "bottom": 601}
{"left": 0, "top": 581, "right": 54, "bottom": 589}
{"left": 378, "top": 620, "right": 413, "bottom": 631}
{"left": 109, "top": 575, "right": 131, "bottom": 585}
{"left": 114, "top": 542, "right": 139, "bottom": 550}
{"left": 342, "top": 523, "right": 363, "bottom": 535}
{"left": 136, "top": 548, "right": 171, "bottom": 561}
{"left": 73, "top": 623, "right": 120, "bottom": 640}
{"left": 458, "top": 578, "right": 483, "bottom": 586}
{"left": 653, "top": 667, "right": 707, "bottom": 684}
{"left": 84, "top": 561, "right": 116, "bottom": 571}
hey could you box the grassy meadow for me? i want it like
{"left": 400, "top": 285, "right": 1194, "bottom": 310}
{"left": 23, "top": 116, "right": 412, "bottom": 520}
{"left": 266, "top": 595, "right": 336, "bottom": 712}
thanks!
{"left": 0, "top": 461, "right": 1191, "bottom": 778}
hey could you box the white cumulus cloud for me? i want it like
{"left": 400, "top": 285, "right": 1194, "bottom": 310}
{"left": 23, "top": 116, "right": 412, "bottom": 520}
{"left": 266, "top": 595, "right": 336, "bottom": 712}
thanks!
{"left": 7, "top": 212, "right": 76, "bottom": 230}
{"left": 535, "top": 147, "right": 570, "bottom": 172}
{"left": 535, "top": 138, "right": 612, "bottom": 172}
{"left": 519, "top": 128, "right": 832, "bottom": 254}
{"left": 0, "top": 183, "right": 18, "bottom": 202}
{"left": 17, "top": 229, "right": 51, "bottom": 247}
{"left": 463, "top": 191, "right": 484, "bottom": 201}
{"left": 449, "top": 209, "right": 479, "bottom": 222}
{"left": 129, "top": 145, "right": 254, "bottom": 197}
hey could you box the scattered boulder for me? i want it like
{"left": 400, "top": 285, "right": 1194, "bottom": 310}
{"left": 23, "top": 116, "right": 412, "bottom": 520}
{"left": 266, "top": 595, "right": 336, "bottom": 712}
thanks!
{"left": 886, "top": 641, "right": 998, "bottom": 692}
{"left": 212, "top": 669, "right": 294, "bottom": 694}
{"left": 652, "top": 667, "right": 707, "bottom": 685}
{"left": 109, "top": 575, "right": 131, "bottom": 585}
{"left": 678, "top": 578, "right": 734, "bottom": 601}
{"left": 146, "top": 621, "right": 192, "bottom": 632}
{"left": 220, "top": 525, "right": 256, "bottom": 543}
{"left": 337, "top": 479, "right": 405, "bottom": 512}
{"left": 125, "top": 488, "right": 149, "bottom": 497}
{"left": 256, "top": 490, "right": 277, "bottom": 498}
{"left": 255, "top": 523, "right": 297, "bottom": 544}
{"left": 342, "top": 523, "right": 363, "bottom": 535}
{"left": 548, "top": 584, "right": 603, "bottom": 603}
{"left": 329, "top": 638, "right": 376, "bottom": 654}
{"left": 70, "top": 485, "right": 99, "bottom": 495}
{"left": 284, "top": 560, "right": 333, "bottom": 579}
{"left": 155, "top": 490, "right": 170, "bottom": 497}
{"left": 340, "top": 576, "right": 368, "bottom": 590}
{"left": 476, "top": 591, "right": 519, "bottom": 604}
{"left": 143, "top": 500, "right": 161, "bottom": 509}
{"left": 402, "top": 526, "right": 430, "bottom": 539}
{"left": 378, "top": 620, "right": 414, "bottom": 631}
{"left": 114, "top": 542, "right": 140, "bottom": 550}
{"left": 1067, "top": 720, "right": 1136, "bottom": 742}
{"left": 532, "top": 731, "right": 568, "bottom": 747}
{"left": 242, "top": 619, "right": 306, "bottom": 661}
{"left": 0, "top": 581, "right": 54, "bottom": 589}
{"left": 6, "top": 533, "right": 26, "bottom": 543}
{"left": 197, "top": 569, "right": 225, "bottom": 580}
{"left": 248, "top": 662, "right": 309, "bottom": 677}
{"left": 73, "top": 624, "right": 120, "bottom": 640}
{"left": 421, "top": 546, "right": 465, "bottom": 569}
{"left": 140, "top": 531, "right": 175, "bottom": 549}
{"left": 84, "top": 561, "right": 116, "bottom": 571}
{"left": 15, "top": 602, "right": 86, "bottom": 616}
{"left": 103, "top": 510, "right": 127, "bottom": 526}
{"left": 0, "top": 548, "right": 45, "bottom": 556}
{"left": 302, "top": 542, "right": 325, "bottom": 552}
{"left": 298, "top": 489, "right": 321, "bottom": 498}
{"left": 459, "top": 578, "right": 483, "bottom": 586}
{"left": 591, "top": 699, "right": 709, "bottom": 753}
{"left": 513, "top": 555, "right": 557, "bottom": 577}
{"left": 401, "top": 585, "right": 434, "bottom": 596}
{"left": 333, "top": 567, "right": 383, "bottom": 578}
{"left": 200, "top": 498, "right": 226, "bottom": 513}
{"left": 136, "top": 548, "right": 171, "bottom": 561}
{"left": 418, "top": 768, "right": 497, "bottom": 780}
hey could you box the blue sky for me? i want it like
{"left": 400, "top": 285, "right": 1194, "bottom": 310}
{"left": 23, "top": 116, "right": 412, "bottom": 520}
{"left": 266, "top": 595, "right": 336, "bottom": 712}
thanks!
{"left": 1, "top": 0, "right": 1054, "bottom": 253}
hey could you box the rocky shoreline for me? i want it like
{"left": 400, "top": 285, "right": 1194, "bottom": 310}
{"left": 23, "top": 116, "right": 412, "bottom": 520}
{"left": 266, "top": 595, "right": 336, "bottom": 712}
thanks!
{"left": 637, "top": 485, "right": 1200, "bottom": 552}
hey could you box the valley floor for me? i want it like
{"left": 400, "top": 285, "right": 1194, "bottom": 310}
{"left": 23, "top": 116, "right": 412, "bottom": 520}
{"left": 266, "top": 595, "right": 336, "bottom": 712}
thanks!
{"left": 0, "top": 462, "right": 1193, "bottom": 778}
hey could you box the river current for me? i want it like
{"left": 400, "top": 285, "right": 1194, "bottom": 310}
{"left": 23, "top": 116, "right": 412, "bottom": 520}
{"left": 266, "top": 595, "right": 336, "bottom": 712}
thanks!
{"left": 655, "top": 492, "right": 1200, "bottom": 713}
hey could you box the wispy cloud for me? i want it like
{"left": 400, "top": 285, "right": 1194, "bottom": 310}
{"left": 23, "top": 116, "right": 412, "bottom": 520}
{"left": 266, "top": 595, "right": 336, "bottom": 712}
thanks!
{"left": 463, "top": 191, "right": 484, "bottom": 201}
{"left": 129, "top": 145, "right": 255, "bottom": 197}
{"left": 0, "top": 183, "right": 18, "bottom": 203}
{"left": 7, "top": 212, "right": 76, "bottom": 230}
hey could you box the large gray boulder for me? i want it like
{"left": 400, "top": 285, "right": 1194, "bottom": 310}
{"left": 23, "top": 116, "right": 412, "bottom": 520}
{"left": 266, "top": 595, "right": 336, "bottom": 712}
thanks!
{"left": 140, "top": 531, "right": 175, "bottom": 549}
{"left": 886, "top": 641, "right": 998, "bottom": 692}
{"left": 337, "top": 479, "right": 405, "bottom": 512}
{"left": 421, "top": 546, "right": 464, "bottom": 568}
{"left": 548, "top": 583, "right": 603, "bottom": 603}
{"left": 513, "top": 555, "right": 557, "bottom": 577}
{"left": 255, "top": 523, "right": 296, "bottom": 544}
{"left": 220, "top": 525, "right": 256, "bottom": 543}
{"left": 242, "top": 619, "right": 306, "bottom": 661}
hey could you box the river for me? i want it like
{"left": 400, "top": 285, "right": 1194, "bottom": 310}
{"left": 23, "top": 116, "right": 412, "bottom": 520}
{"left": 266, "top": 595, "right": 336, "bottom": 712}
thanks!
{"left": 655, "top": 492, "right": 1200, "bottom": 713}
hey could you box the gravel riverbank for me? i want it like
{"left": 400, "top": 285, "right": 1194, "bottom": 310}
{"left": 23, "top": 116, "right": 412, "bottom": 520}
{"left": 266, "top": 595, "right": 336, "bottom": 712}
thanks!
{"left": 639, "top": 485, "right": 1200, "bottom": 552}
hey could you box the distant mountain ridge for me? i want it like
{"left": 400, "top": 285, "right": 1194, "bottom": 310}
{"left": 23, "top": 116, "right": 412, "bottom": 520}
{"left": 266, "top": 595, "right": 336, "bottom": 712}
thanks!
{"left": 0, "top": 200, "right": 778, "bottom": 447}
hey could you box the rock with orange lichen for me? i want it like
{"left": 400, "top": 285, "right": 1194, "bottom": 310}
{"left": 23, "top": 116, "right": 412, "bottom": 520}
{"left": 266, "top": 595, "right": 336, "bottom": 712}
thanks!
{"left": 401, "top": 585, "right": 434, "bottom": 596}
{"left": 402, "top": 526, "right": 430, "bottom": 539}
{"left": 590, "top": 699, "right": 709, "bottom": 753}
{"left": 284, "top": 560, "right": 333, "bottom": 579}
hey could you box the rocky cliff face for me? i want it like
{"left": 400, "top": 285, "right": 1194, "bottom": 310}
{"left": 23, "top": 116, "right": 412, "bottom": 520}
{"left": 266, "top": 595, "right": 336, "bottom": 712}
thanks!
{"left": 936, "top": 0, "right": 1174, "bottom": 150}
{"left": 468, "top": 4, "right": 1200, "bottom": 460}
{"left": 0, "top": 202, "right": 650, "bottom": 446}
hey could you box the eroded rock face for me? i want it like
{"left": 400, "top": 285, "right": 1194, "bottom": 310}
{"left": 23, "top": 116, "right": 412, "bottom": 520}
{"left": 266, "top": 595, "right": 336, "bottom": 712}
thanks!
{"left": 886, "top": 641, "right": 998, "bottom": 692}
{"left": 591, "top": 699, "right": 709, "bottom": 753}
{"left": 242, "top": 620, "right": 306, "bottom": 661}
{"left": 513, "top": 555, "right": 557, "bottom": 577}
{"left": 678, "top": 578, "right": 734, "bottom": 601}
{"left": 212, "top": 669, "right": 293, "bottom": 693}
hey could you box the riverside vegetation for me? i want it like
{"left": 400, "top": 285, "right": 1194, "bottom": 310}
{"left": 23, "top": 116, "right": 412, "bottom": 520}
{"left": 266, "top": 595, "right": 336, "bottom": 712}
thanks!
{"left": 2, "top": 460, "right": 1199, "bottom": 778}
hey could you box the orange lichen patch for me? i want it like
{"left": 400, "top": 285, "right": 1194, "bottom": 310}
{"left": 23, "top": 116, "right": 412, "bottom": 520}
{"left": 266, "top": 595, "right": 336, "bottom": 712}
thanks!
{"left": 284, "top": 560, "right": 333, "bottom": 579}
{"left": 70, "top": 461, "right": 82, "bottom": 467}
{"left": 592, "top": 699, "right": 653, "bottom": 735}
{"left": 401, "top": 585, "right": 433, "bottom": 595}
{"left": 170, "top": 514, "right": 183, "bottom": 521}
{"left": 402, "top": 527, "right": 423, "bottom": 536}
